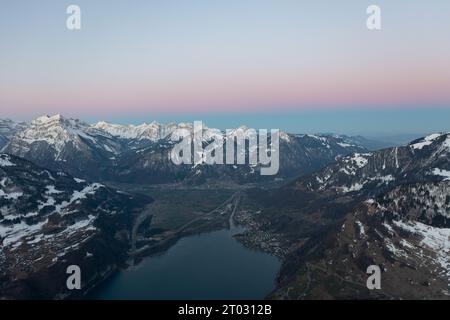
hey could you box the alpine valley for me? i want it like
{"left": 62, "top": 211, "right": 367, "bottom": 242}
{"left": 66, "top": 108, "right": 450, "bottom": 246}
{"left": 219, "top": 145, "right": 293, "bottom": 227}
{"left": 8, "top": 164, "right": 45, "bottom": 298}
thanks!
{"left": 1, "top": 114, "right": 449, "bottom": 299}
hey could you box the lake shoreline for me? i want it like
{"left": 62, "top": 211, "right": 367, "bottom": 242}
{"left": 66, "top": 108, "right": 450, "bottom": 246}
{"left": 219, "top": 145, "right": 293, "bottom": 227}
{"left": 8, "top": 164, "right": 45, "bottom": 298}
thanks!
{"left": 88, "top": 222, "right": 281, "bottom": 300}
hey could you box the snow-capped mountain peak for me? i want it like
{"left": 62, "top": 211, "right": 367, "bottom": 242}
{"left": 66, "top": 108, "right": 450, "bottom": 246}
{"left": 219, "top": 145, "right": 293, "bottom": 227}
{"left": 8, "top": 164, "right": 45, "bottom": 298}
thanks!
{"left": 301, "top": 132, "right": 450, "bottom": 196}
{"left": 93, "top": 121, "right": 178, "bottom": 141}
{"left": 34, "top": 114, "right": 63, "bottom": 123}
{"left": 2, "top": 115, "right": 125, "bottom": 179}
{"left": 2, "top": 114, "right": 370, "bottom": 184}
{"left": 9, "top": 114, "right": 94, "bottom": 155}
{"left": 409, "top": 132, "right": 450, "bottom": 151}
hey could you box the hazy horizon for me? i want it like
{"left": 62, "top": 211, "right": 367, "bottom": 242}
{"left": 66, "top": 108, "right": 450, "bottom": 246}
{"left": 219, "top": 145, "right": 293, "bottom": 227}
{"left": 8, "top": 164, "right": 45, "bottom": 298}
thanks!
{"left": 1, "top": 1, "right": 450, "bottom": 136}
{"left": 3, "top": 108, "right": 449, "bottom": 140}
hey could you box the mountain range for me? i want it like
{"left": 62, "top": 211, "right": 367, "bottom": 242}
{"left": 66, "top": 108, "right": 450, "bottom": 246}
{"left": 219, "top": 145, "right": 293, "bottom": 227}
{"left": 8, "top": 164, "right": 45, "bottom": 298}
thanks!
{"left": 2, "top": 115, "right": 374, "bottom": 185}
{"left": 1, "top": 114, "right": 449, "bottom": 299}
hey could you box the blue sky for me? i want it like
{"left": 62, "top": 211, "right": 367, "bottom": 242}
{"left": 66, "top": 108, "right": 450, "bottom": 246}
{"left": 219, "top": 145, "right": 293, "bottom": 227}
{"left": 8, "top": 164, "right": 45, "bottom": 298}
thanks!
{"left": 1, "top": 1, "right": 450, "bottom": 135}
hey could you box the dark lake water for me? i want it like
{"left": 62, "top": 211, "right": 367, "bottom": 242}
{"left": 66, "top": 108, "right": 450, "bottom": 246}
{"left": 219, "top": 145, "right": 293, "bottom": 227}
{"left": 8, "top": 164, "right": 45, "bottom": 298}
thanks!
{"left": 89, "top": 225, "right": 280, "bottom": 300}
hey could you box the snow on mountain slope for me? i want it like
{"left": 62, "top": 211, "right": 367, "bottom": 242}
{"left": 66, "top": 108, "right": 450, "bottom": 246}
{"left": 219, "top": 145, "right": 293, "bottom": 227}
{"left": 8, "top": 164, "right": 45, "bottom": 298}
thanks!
{"left": 93, "top": 121, "right": 249, "bottom": 144}
{"left": 265, "top": 179, "right": 450, "bottom": 299}
{"left": 111, "top": 129, "right": 368, "bottom": 185}
{"left": 6, "top": 115, "right": 121, "bottom": 157}
{"left": 13, "top": 115, "right": 90, "bottom": 154}
{"left": 301, "top": 133, "right": 450, "bottom": 195}
{"left": 257, "top": 134, "right": 450, "bottom": 299}
{"left": 335, "top": 181, "right": 450, "bottom": 297}
{"left": 0, "top": 153, "right": 152, "bottom": 299}
{"left": 410, "top": 133, "right": 443, "bottom": 150}
{"left": 2, "top": 115, "right": 371, "bottom": 184}
{"left": 318, "top": 183, "right": 450, "bottom": 298}
{"left": 93, "top": 121, "right": 179, "bottom": 142}
{"left": 1, "top": 153, "right": 117, "bottom": 248}
{"left": 3, "top": 115, "right": 124, "bottom": 179}
{"left": 2, "top": 115, "right": 369, "bottom": 184}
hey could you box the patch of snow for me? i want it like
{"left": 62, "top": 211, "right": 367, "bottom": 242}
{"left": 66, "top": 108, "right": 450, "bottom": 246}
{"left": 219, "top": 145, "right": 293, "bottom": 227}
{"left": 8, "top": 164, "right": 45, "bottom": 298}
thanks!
{"left": 307, "top": 134, "right": 327, "bottom": 142}
{"left": 400, "top": 239, "right": 415, "bottom": 250}
{"left": 337, "top": 142, "right": 353, "bottom": 148}
{"left": 377, "top": 174, "right": 395, "bottom": 184}
{"left": 0, "top": 220, "right": 47, "bottom": 246}
{"left": 385, "top": 238, "right": 408, "bottom": 258}
{"left": 341, "top": 182, "right": 364, "bottom": 193}
{"left": 65, "top": 215, "right": 96, "bottom": 234}
{"left": 351, "top": 153, "right": 370, "bottom": 168}
{"left": 27, "top": 234, "right": 44, "bottom": 244}
{"left": 55, "top": 183, "right": 103, "bottom": 215}
{"left": 394, "top": 220, "right": 450, "bottom": 280}
{"left": 280, "top": 132, "right": 290, "bottom": 142}
{"left": 355, "top": 220, "right": 366, "bottom": 237}
{"left": 0, "top": 189, "right": 23, "bottom": 200}
{"left": 46, "top": 185, "right": 63, "bottom": 195}
{"left": 383, "top": 222, "right": 395, "bottom": 235}
{"left": 38, "top": 196, "right": 56, "bottom": 210}
{"left": 0, "top": 154, "right": 15, "bottom": 167}
{"left": 24, "top": 212, "right": 39, "bottom": 218}
{"left": 410, "top": 133, "right": 441, "bottom": 150}
{"left": 71, "top": 183, "right": 103, "bottom": 201}
{"left": 0, "top": 178, "right": 7, "bottom": 188}
{"left": 340, "top": 153, "right": 371, "bottom": 175}
{"left": 394, "top": 147, "right": 399, "bottom": 168}
{"left": 431, "top": 168, "right": 450, "bottom": 181}
{"left": 102, "top": 144, "right": 114, "bottom": 153}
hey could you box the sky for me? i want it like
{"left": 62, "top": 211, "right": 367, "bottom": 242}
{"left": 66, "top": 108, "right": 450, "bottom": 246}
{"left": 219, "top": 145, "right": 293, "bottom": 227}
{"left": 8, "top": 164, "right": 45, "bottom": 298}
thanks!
{"left": 1, "top": 0, "right": 450, "bottom": 135}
